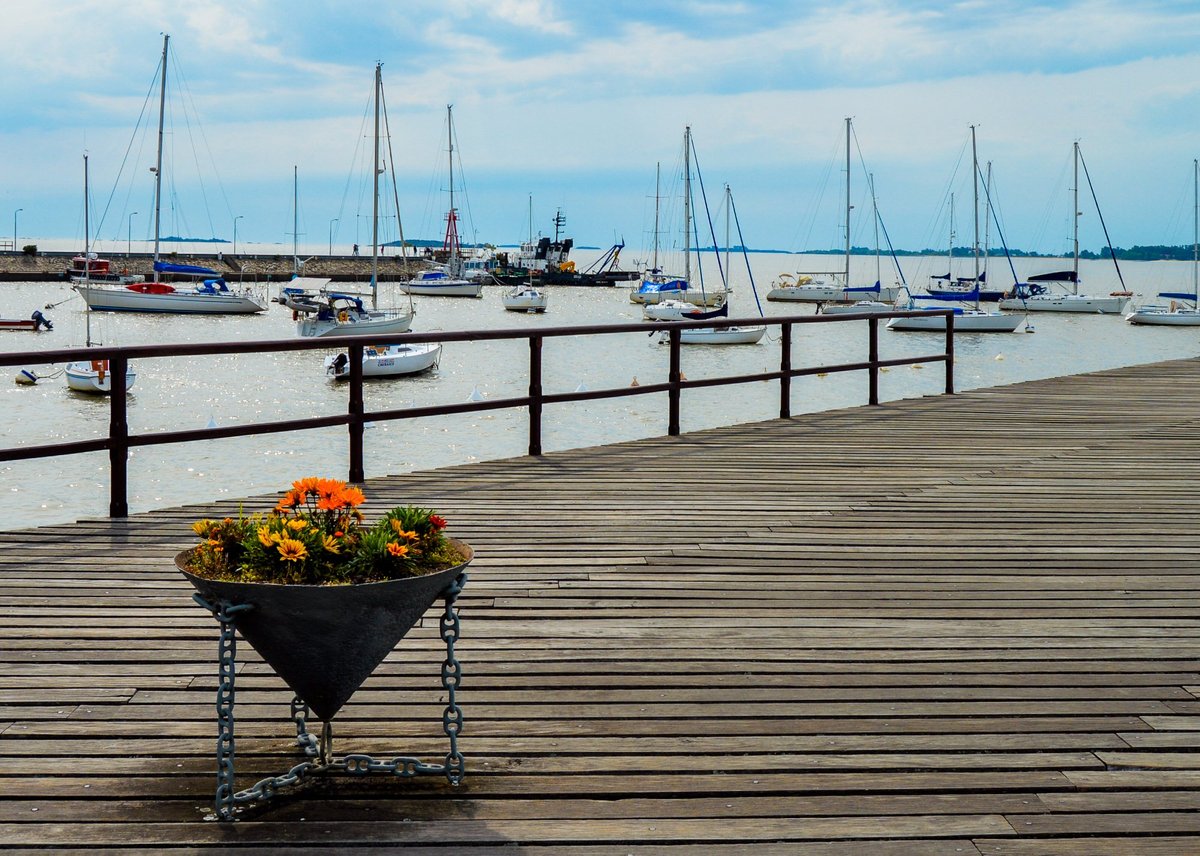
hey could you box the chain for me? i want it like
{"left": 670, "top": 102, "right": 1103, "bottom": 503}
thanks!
{"left": 192, "top": 594, "right": 254, "bottom": 822}
{"left": 192, "top": 571, "right": 468, "bottom": 821}
{"left": 440, "top": 572, "right": 467, "bottom": 785}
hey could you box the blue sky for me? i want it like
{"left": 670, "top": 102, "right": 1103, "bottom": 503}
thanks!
{"left": 2, "top": 0, "right": 1200, "bottom": 255}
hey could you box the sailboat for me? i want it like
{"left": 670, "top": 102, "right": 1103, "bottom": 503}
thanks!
{"left": 399, "top": 105, "right": 483, "bottom": 298}
{"left": 323, "top": 65, "right": 438, "bottom": 379}
{"left": 822, "top": 172, "right": 901, "bottom": 316}
{"left": 889, "top": 126, "right": 1023, "bottom": 333}
{"left": 656, "top": 136, "right": 765, "bottom": 346}
{"left": 767, "top": 118, "right": 900, "bottom": 305}
{"left": 998, "top": 141, "right": 1130, "bottom": 314}
{"left": 501, "top": 197, "right": 549, "bottom": 312}
{"left": 278, "top": 165, "right": 334, "bottom": 311}
{"left": 297, "top": 65, "right": 416, "bottom": 339}
{"left": 630, "top": 162, "right": 723, "bottom": 307}
{"left": 74, "top": 35, "right": 266, "bottom": 315}
{"left": 1127, "top": 159, "right": 1200, "bottom": 326}
{"left": 66, "top": 154, "right": 137, "bottom": 395}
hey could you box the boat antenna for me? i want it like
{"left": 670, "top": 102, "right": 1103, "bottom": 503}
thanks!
{"left": 1076, "top": 144, "right": 1128, "bottom": 293}
{"left": 152, "top": 33, "right": 169, "bottom": 265}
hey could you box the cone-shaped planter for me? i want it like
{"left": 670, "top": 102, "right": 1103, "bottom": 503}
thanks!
{"left": 178, "top": 540, "right": 471, "bottom": 721}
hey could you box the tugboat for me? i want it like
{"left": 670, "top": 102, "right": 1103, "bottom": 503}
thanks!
{"left": 490, "top": 209, "right": 638, "bottom": 286}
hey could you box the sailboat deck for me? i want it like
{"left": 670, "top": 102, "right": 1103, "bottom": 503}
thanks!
{"left": 4, "top": 358, "right": 1200, "bottom": 853}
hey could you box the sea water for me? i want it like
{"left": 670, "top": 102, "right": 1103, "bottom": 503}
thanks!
{"left": 2, "top": 248, "right": 1197, "bottom": 530}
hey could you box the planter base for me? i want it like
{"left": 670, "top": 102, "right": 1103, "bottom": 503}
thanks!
{"left": 191, "top": 572, "right": 467, "bottom": 822}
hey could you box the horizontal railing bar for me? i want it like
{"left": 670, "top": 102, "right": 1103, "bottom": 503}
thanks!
{"left": 0, "top": 309, "right": 953, "bottom": 367}
{"left": 127, "top": 414, "right": 352, "bottom": 448}
{"left": 0, "top": 437, "right": 110, "bottom": 462}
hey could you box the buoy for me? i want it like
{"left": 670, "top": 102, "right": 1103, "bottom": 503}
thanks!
{"left": 912, "top": 364, "right": 924, "bottom": 370}
{"left": 15, "top": 369, "right": 37, "bottom": 385}
{"left": 817, "top": 372, "right": 827, "bottom": 378}
{"left": 630, "top": 376, "right": 640, "bottom": 387}
{"left": 1025, "top": 323, "right": 1035, "bottom": 333}
{"left": 680, "top": 372, "right": 687, "bottom": 381}
{"left": 994, "top": 354, "right": 1005, "bottom": 361}
{"left": 467, "top": 385, "right": 485, "bottom": 402}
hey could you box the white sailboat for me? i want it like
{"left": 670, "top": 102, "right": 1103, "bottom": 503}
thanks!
{"left": 297, "top": 64, "right": 415, "bottom": 338}
{"left": 631, "top": 161, "right": 724, "bottom": 307}
{"left": 74, "top": 35, "right": 266, "bottom": 316}
{"left": 501, "top": 199, "right": 548, "bottom": 312}
{"left": 889, "top": 126, "right": 1023, "bottom": 333}
{"left": 659, "top": 160, "right": 765, "bottom": 346}
{"left": 998, "top": 141, "right": 1130, "bottom": 314}
{"left": 768, "top": 118, "right": 900, "bottom": 305}
{"left": 822, "top": 173, "right": 896, "bottom": 315}
{"left": 1128, "top": 159, "right": 1200, "bottom": 326}
{"left": 66, "top": 154, "right": 137, "bottom": 395}
{"left": 399, "top": 105, "right": 483, "bottom": 298}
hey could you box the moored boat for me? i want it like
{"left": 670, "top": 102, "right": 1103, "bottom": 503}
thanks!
{"left": 326, "top": 342, "right": 441, "bottom": 379}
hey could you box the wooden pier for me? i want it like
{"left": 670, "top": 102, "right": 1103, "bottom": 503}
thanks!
{"left": 3, "top": 358, "right": 1200, "bottom": 853}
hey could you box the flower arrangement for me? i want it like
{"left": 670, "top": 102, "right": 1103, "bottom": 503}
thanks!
{"left": 182, "top": 477, "right": 464, "bottom": 585}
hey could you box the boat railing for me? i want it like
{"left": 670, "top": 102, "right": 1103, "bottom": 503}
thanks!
{"left": 0, "top": 309, "right": 955, "bottom": 518}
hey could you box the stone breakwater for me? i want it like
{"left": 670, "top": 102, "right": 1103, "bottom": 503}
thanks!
{"left": 0, "top": 251, "right": 433, "bottom": 282}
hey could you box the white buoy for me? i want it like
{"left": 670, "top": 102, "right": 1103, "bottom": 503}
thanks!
{"left": 467, "top": 385, "right": 485, "bottom": 402}
{"left": 15, "top": 369, "right": 38, "bottom": 385}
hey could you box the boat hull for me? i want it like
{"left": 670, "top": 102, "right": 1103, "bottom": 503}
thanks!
{"left": 501, "top": 288, "right": 548, "bottom": 312}
{"left": 1126, "top": 309, "right": 1200, "bottom": 326}
{"left": 662, "top": 325, "right": 767, "bottom": 345}
{"left": 398, "top": 280, "right": 482, "bottom": 297}
{"left": 64, "top": 361, "right": 137, "bottom": 394}
{"left": 887, "top": 311, "right": 1023, "bottom": 332}
{"left": 767, "top": 285, "right": 900, "bottom": 303}
{"left": 297, "top": 310, "right": 414, "bottom": 338}
{"left": 819, "top": 301, "right": 896, "bottom": 315}
{"left": 74, "top": 283, "right": 266, "bottom": 314}
{"left": 326, "top": 343, "right": 441, "bottom": 379}
{"left": 997, "top": 294, "right": 1129, "bottom": 313}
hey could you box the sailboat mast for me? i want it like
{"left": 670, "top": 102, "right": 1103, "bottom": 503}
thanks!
{"left": 371, "top": 63, "right": 380, "bottom": 308}
{"left": 683, "top": 126, "right": 691, "bottom": 284}
{"left": 869, "top": 172, "right": 881, "bottom": 286}
{"left": 152, "top": 34, "right": 169, "bottom": 264}
{"left": 292, "top": 165, "right": 299, "bottom": 276}
{"left": 970, "top": 125, "right": 980, "bottom": 311}
{"left": 948, "top": 193, "right": 955, "bottom": 281}
{"left": 1194, "top": 158, "right": 1198, "bottom": 301}
{"left": 1072, "top": 140, "right": 1080, "bottom": 293}
{"left": 652, "top": 162, "right": 660, "bottom": 273}
{"left": 83, "top": 153, "right": 92, "bottom": 347}
{"left": 724, "top": 184, "right": 731, "bottom": 289}
{"left": 844, "top": 116, "right": 851, "bottom": 285}
{"left": 447, "top": 104, "right": 457, "bottom": 266}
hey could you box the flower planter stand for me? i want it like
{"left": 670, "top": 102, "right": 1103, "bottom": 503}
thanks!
{"left": 190, "top": 571, "right": 467, "bottom": 822}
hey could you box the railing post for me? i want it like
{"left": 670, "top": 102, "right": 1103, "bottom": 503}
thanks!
{"left": 668, "top": 328, "right": 681, "bottom": 436}
{"left": 108, "top": 355, "right": 129, "bottom": 518}
{"left": 348, "top": 343, "right": 365, "bottom": 483}
{"left": 868, "top": 317, "right": 879, "bottom": 406}
{"left": 528, "top": 335, "right": 543, "bottom": 456}
{"left": 945, "top": 313, "right": 955, "bottom": 395}
{"left": 780, "top": 321, "right": 792, "bottom": 419}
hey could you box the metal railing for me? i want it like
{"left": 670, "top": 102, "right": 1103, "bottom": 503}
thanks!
{"left": 0, "top": 309, "right": 954, "bottom": 517}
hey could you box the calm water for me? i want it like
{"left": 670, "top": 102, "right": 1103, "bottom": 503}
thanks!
{"left": 3, "top": 248, "right": 1198, "bottom": 530}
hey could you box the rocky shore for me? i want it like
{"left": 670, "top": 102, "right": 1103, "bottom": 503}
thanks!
{"left": 0, "top": 251, "right": 432, "bottom": 282}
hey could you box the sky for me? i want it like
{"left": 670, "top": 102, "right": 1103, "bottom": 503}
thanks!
{"left": 2, "top": 0, "right": 1200, "bottom": 257}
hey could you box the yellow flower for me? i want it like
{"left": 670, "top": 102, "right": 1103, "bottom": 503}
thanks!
{"left": 386, "top": 542, "right": 409, "bottom": 558}
{"left": 257, "top": 525, "right": 280, "bottom": 547}
{"left": 286, "top": 519, "right": 308, "bottom": 532}
{"left": 322, "top": 535, "right": 341, "bottom": 554}
{"left": 192, "top": 519, "right": 214, "bottom": 536}
{"left": 277, "top": 539, "right": 308, "bottom": 562}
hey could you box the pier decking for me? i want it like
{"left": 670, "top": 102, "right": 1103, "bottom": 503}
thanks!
{"left": 3, "top": 358, "right": 1200, "bottom": 853}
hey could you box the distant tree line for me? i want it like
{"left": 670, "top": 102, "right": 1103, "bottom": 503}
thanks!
{"left": 798, "top": 244, "right": 1200, "bottom": 261}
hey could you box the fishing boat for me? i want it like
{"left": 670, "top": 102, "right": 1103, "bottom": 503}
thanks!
{"left": 66, "top": 154, "right": 136, "bottom": 395}
{"left": 399, "top": 106, "right": 482, "bottom": 298}
{"left": 67, "top": 253, "right": 141, "bottom": 285}
{"left": 998, "top": 142, "right": 1130, "bottom": 314}
{"left": 1128, "top": 159, "right": 1200, "bottom": 326}
{"left": 296, "top": 64, "right": 415, "bottom": 338}
{"left": 325, "top": 342, "right": 441, "bottom": 379}
{"left": 74, "top": 35, "right": 266, "bottom": 316}
{"left": 0, "top": 311, "right": 52, "bottom": 332}
{"left": 889, "top": 127, "right": 1022, "bottom": 333}
{"left": 767, "top": 118, "right": 900, "bottom": 305}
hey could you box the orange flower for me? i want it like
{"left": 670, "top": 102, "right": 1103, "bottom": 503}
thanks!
{"left": 339, "top": 486, "right": 366, "bottom": 508}
{"left": 293, "top": 477, "right": 325, "bottom": 495}
{"left": 277, "top": 539, "right": 308, "bottom": 562}
{"left": 275, "top": 490, "right": 300, "bottom": 512}
{"left": 386, "top": 542, "right": 409, "bottom": 558}
{"left": 316, "top": 494, "right": 345, "bottom": 511}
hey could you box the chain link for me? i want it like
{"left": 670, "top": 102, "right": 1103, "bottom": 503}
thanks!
{"left": 439, "top": 572, "right": 467, "bottom": 785}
